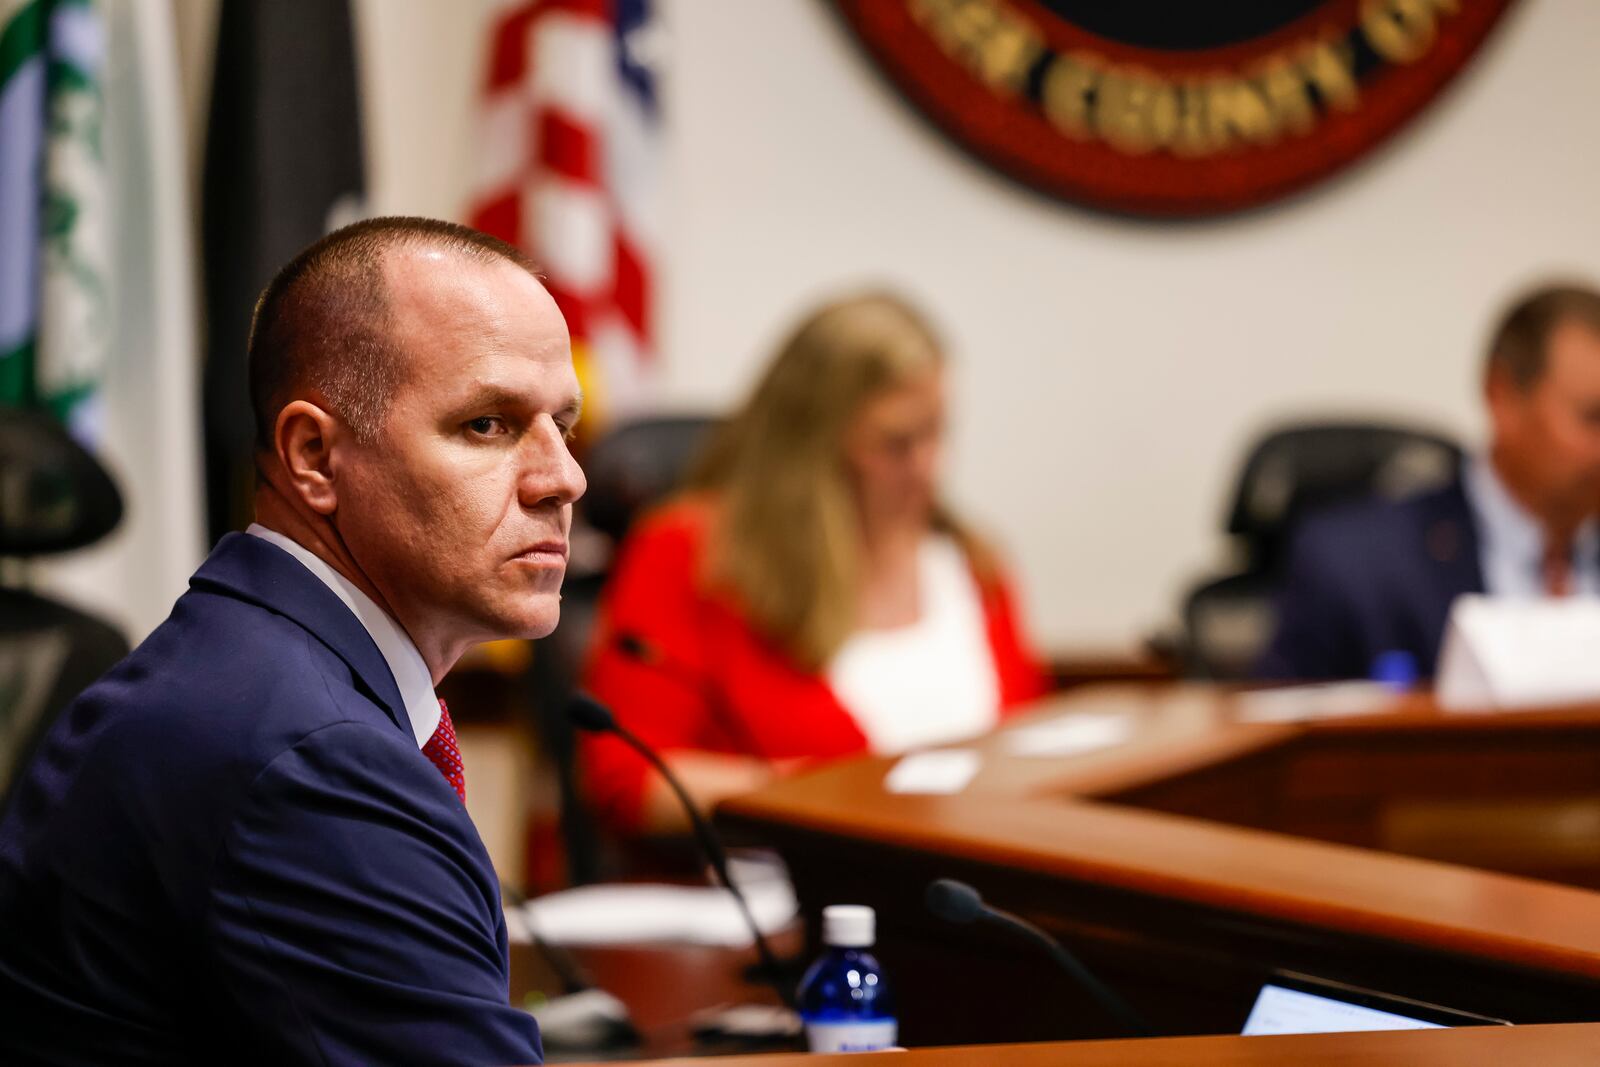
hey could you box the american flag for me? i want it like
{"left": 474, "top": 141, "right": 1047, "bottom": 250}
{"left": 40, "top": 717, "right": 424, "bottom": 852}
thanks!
{"left": 469, "top": 0, "right": 661, "bottom": 430}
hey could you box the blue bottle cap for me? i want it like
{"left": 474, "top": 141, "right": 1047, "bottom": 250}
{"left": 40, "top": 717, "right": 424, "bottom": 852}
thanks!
{"left": 1370, "top": 650, "right": 1418, "bottom": 691}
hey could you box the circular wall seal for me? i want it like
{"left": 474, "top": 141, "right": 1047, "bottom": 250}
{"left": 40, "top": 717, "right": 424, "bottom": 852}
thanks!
{"left": 830, "top": 0, "right": 1519, "bottom": 217}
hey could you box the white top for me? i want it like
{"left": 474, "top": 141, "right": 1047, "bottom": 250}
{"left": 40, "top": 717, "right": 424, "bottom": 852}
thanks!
{"left": 1462, "top": 457, "right": 1600, "bottom": 598}
{"left": 825, "top": 536, "right": 1001, "bottom": 754}
{"left": 822, "top": 904, "right": 876, "bottom": 948}
{"left": 246, "top": 524, "right": 441, "bottom": 747}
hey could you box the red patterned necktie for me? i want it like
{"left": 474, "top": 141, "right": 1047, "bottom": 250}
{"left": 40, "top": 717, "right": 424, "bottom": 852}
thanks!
{"left": 423, "top": 698, "right": 466, "bottom": 804}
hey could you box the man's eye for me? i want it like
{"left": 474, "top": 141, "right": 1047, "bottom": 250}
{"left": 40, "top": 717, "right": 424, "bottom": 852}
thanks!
{"left": 467, "top": 417, "right": 503, "bottom": 436}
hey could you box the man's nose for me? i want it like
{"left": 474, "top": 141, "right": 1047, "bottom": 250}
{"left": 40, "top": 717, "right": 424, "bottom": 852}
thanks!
{"left": 518, "top": 422, "right": 587, "bottom": 508}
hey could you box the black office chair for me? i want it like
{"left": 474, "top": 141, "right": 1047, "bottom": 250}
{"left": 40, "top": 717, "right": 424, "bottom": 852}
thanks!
{"left": 1180, "top": 420, "right": 1464, "bottom": 680}
{"left": 528, "top": 414, "right": 721, "bottom": 884}
{"left": 0, "top": 408, "right": 129, "bottom": 805}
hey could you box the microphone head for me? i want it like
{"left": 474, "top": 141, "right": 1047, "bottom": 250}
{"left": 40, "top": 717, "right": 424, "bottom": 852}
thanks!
{"left": 925, "top": 878, "right": 986, "bottom": 925}
{"left": 567, "top": 693, "right": 617, "bottom": 733}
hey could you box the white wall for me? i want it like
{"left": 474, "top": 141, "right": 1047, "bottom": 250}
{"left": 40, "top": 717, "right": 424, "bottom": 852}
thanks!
{"left": 655, "top": 0, "right": 1600, "bottom": 650}
{"left": 185, "top": 0, "right": 1600, "bottom": 651}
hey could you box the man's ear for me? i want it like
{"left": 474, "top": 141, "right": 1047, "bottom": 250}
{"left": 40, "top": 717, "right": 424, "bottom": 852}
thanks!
{"left": 1484, "top": 363, "right": 1524, "bottom": 437}
{"left": 274, "top": 400, "right": 344, "bottom": 516}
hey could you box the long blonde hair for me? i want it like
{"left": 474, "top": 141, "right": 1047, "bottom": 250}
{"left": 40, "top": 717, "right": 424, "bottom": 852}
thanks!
{"left": 686, "top": 291, "right": 989, "bottom": 670}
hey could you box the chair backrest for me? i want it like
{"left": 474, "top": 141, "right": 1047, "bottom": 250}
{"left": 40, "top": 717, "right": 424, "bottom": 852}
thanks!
{"left": 0, "top": 407, "right": 129, "bottom": 810}
{"left": 1180, "top": 418, "right": 1465, "bottom": 680}
{"left": 0, "top": 591, "right": 129, "bottom": 807}
{"left": 0, "top": 407, "right": 122, "bottom": 556}
{"left": 1180, "top": 572, "right": 1279, "bottom": 681}
{"left": 578, "top": 415, "right": 721, "bottom": 545}
{"left": 1223, "top": 420, "right": 1463, "bottom": 573}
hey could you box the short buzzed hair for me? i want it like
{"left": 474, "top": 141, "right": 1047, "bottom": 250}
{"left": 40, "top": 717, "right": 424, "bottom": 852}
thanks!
{"left": 1486, "top": 282, "right": 1600, "bottom": 390}
{"left": 247, "top": 216, "right": 540, "bottom": 450}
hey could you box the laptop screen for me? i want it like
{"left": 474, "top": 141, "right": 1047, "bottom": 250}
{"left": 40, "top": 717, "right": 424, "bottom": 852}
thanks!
{"left": 1241, "top": 973, "right": 1510, "bottom": 1036}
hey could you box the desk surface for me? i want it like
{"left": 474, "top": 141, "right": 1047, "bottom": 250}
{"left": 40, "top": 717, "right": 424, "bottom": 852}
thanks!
{"left": 575, "top": 1023, "right": 1600, "bottom": 1066}
{"left": 509, "top": 932, "right": 800, "bottom": 1061}
{"left": 718, "top": 685, "right": 1600, "bottom": 1043}
{"left": 723, "top": 685, "right": 1600, "bottom": 980}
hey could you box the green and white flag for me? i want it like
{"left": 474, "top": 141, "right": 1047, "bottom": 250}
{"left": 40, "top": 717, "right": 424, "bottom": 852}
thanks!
{"left": 0, "top": 0, "right": 109, "bottom": 439}
{"left": 12, "top": 0, "right": 204, "bottom": 642}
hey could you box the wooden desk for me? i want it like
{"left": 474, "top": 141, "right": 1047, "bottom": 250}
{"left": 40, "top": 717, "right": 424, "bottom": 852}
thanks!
{"left": 576, "top": 1023, "right": 1600, "bottom": 1065}
{"left": 1046, "top": 646, "right": 1177, "bottom": 691}
{"left": 509, "top": 931, "right": 802, "bottom": 1061}
{"left": 719, "top": 686, "right": 1600, "bottom": 1045}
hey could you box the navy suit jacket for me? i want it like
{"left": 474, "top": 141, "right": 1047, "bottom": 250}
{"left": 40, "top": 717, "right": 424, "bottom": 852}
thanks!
{"left": 1255, "top": 481, "right": 1486, "bottom": 681}
{"left": 0, "top": 534, "right": 542, "bottom": 1066}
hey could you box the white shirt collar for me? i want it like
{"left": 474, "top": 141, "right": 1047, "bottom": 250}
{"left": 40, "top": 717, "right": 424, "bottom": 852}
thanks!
{"left": 1463, "top": 456, "right": 1600, "bottom": 596}
{"left": 246, "top": 524, "right": 442, "bottom": 747}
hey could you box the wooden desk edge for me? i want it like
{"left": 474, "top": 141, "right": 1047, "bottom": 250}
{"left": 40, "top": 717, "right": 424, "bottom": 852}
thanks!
{"left": 562, "top": 1022, "right": 1600, "bottom": 1066}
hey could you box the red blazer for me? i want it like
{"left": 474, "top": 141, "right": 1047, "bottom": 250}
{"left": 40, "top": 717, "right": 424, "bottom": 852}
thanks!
{"left": 579, "top": 500, "right": 1049, "bottom": 831}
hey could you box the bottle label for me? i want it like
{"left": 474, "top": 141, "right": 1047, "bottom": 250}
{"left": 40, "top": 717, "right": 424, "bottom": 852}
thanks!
{"left": 804, "top": 1018, "right": 899, "bottom": 1053}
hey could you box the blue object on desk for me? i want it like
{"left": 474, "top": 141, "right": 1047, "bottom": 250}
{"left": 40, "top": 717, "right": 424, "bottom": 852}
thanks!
{"left": 797, "top": 905, "right": 897, "bottom": 1052}
{"left": 1370, "top": 649, "right": 1420, "bottom": 691}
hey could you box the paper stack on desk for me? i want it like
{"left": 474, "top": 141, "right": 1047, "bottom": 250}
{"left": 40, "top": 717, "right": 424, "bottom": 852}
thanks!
{"left": 510, "top": 856, "right": 798, "bottom": 947}
{"left": 1235, "top": 681, "right": 1398, "bottom": 723}
{"left": 883, "top": 749, "right": 982, "bottom": 793}
{"left": 1002, "top": 711, "right": 1133, "bottom": 757}
{"left": 1437, "top": 594, "right": 1600, "bottom": 710}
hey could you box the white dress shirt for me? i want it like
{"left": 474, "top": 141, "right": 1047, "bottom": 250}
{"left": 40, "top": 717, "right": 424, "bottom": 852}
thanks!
{"left": 247, "top": 523, "right": 441, "bottom": 747}
{"left": 1461, "top": 458, "right": 1600, "bottom": 598}
{"left": 825, "top": 535, "right": 1001, "bottom": 754}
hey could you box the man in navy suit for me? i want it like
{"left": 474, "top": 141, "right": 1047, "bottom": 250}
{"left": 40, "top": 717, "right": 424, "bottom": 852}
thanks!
{"left": 0, "top": 218, "right": 585, "bottom": 1065}
{"left": 1259, "top": 284, "right": 1600, "bottom": 681}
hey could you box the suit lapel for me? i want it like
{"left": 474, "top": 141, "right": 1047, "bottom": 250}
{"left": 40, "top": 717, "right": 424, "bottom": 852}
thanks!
{"left": 189, "top": 533, "right": 411, "bottom": 736}
{"left": 1422, "top": 479, "right": 1486, "bottom": 603}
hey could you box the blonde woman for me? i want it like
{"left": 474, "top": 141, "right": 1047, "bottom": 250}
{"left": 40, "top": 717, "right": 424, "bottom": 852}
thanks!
{"left": 581, "top": 293, "right": 1047, "bottom": 834}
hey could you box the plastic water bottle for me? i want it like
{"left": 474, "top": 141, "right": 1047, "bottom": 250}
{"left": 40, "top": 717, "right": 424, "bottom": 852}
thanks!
{"left": 796, "top": 905, "right": 897, "bottom": 1052}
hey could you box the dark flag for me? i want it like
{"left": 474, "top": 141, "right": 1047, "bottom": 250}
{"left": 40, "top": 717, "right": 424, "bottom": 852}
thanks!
{"left": 201, "top": 0, "right": 365, "bottom": 543}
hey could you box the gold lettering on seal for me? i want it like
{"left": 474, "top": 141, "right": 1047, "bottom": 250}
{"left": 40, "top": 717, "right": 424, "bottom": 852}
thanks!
{"left": 901, "top": 0, "right": 1461, "bottom": 159}
{"left": 1206, "top": 78, "right": 1279, "bottom": 146}
{"left": 1298, "top": 35, "right": 1359, "bottom": 113}
{"left": 1362, "top": 0, "right": 1460, "bottom": 64}
{"left": 1097, "top": 65, "right": 1178, "bottom": 155}
{"left": 908, "top": 0, "right": 1044, "bottom": 96}
{"left": 1040, "top": 50, "right": 1101, "bottom": 140}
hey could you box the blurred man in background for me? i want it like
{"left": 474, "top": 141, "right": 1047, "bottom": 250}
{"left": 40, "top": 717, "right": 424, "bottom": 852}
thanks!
{"left": 1260, "top": 284, "right": 1600, "bottom": 680}
{"left": 0, "top": 217, "right": 582, "bottom": 1066}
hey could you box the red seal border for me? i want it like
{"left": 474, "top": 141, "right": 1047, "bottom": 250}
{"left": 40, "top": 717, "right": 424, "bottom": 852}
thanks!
{"left": 829, "top": 0, "right": 1520, "bottom": 217}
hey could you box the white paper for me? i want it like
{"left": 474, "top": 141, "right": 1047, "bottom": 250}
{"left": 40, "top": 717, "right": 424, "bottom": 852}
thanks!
{"left": 511, "top": 867, "right": 798, "bottom": 947}
{"left": 1001, "top": 712, "right": 1133, "bottom": 757}
{"left": 883, "top": 749, "right": 981, "bottom": 794}
{"left": 1235, "top": 682, "right": 1398, "bottom": 724}
{"left": 1438, "top": 595, "right": 1600, "bottom": 710}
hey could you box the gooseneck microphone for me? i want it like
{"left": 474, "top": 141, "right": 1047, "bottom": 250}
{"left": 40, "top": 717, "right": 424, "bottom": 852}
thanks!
{"left": 925, "top": 878, "right": 1155, "bottom": 1038}
{"left": 566, "top": 693, "right": 795, "bottom": 1008}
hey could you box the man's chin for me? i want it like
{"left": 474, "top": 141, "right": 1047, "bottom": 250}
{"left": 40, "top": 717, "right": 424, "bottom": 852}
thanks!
{"left": 487, "top": 600, "right": 564, "bottom": 642}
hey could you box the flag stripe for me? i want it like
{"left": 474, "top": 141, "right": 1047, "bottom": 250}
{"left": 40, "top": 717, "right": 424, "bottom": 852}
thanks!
{"left": 0, "top": 337, "right": 32, "bottom": 403}
{"left": 612, "top": 230, "right": 648, "bottom": 342}
{"left": 484, "top": 4, "right": 537, "bottom": 92}
{"left": 471, "top": 189, "right": 522, "bottom": 251}
{"left": 470, "top": 0, "right": 658, "bottom": 431}
{"left": 538, "top": 108, "right": 597, "bottom": 184}
{"left": 0, "top": 0, "right": 42, "bottom": 90}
